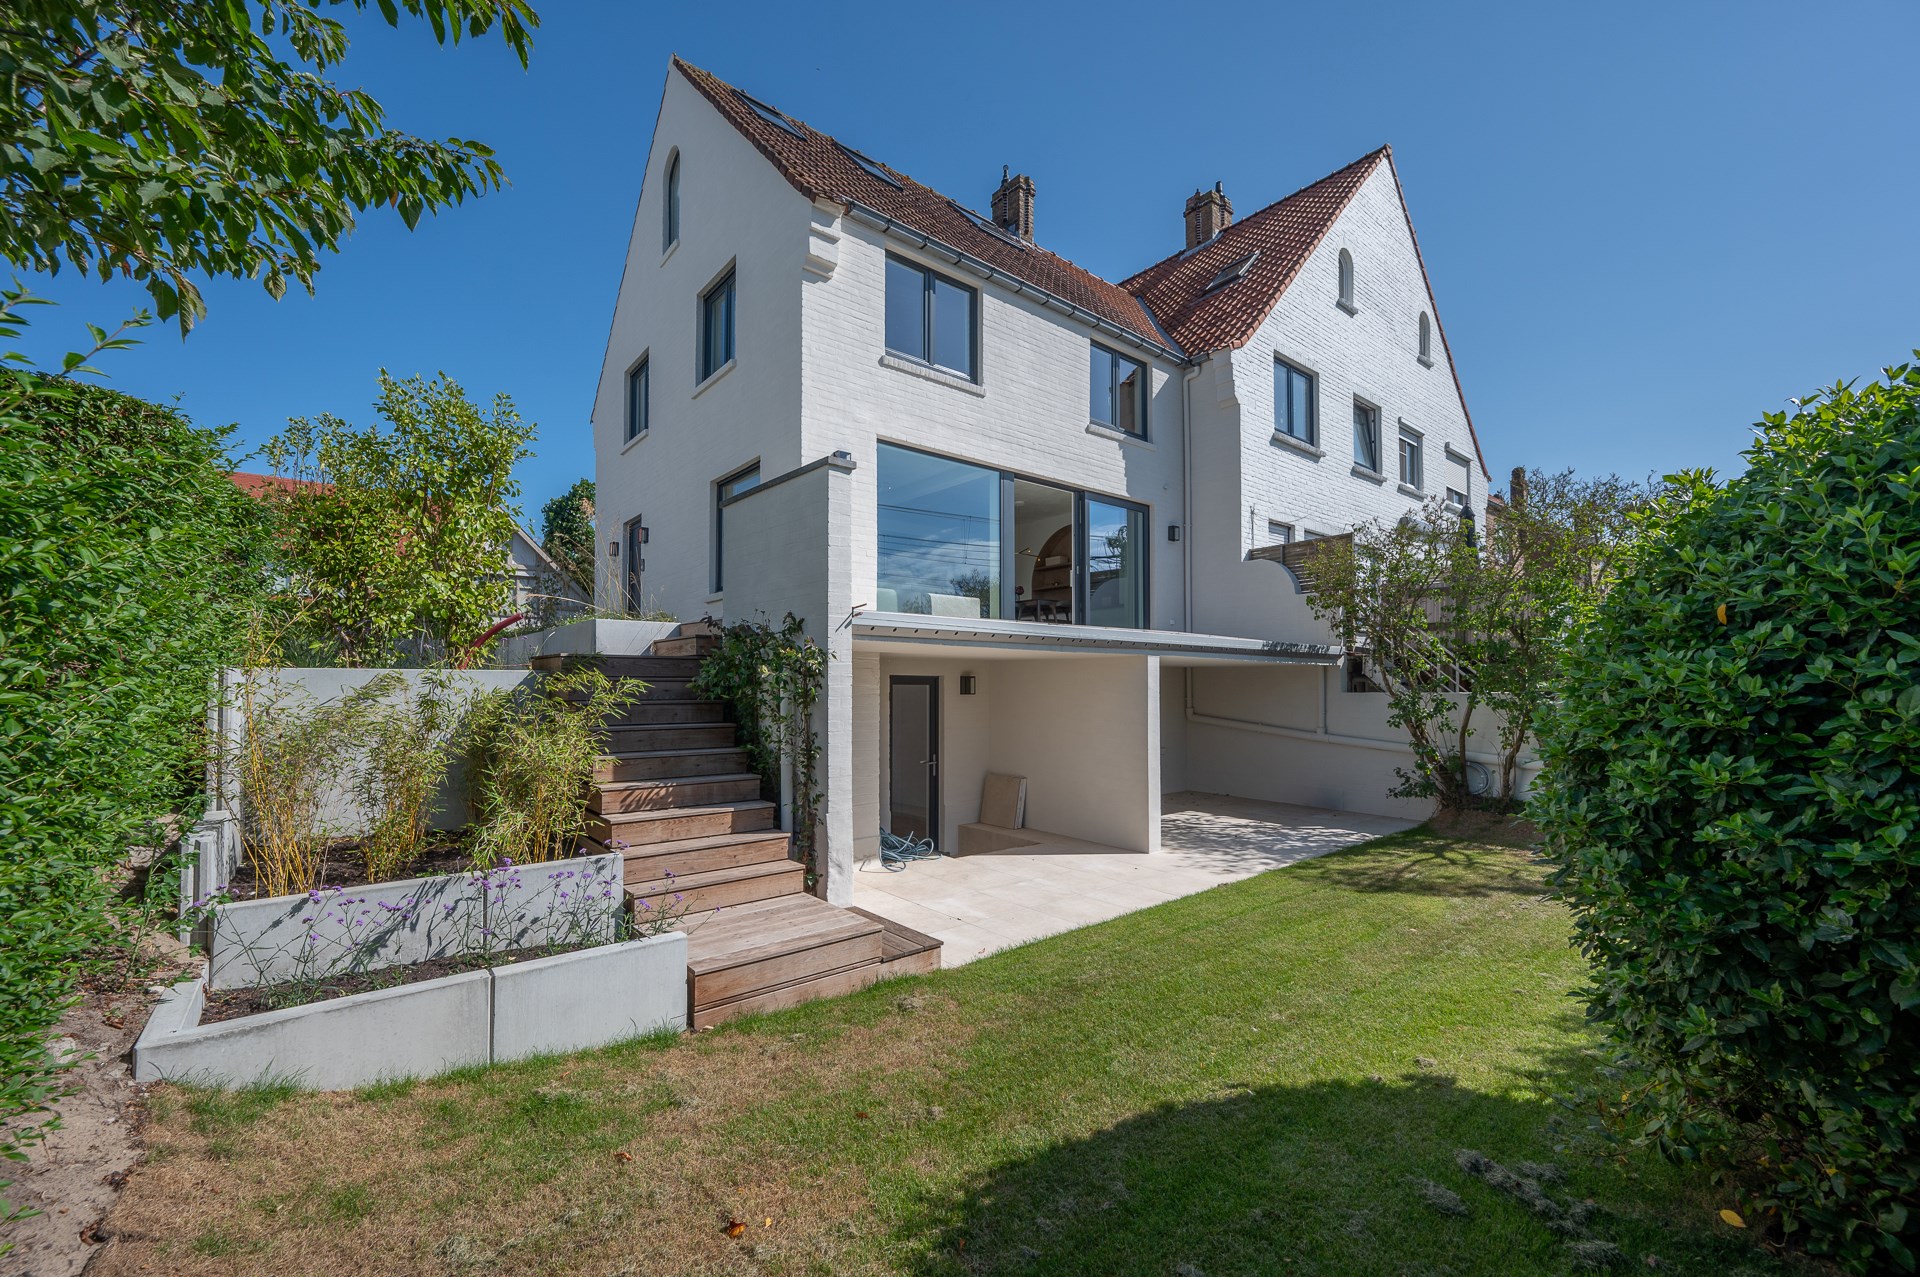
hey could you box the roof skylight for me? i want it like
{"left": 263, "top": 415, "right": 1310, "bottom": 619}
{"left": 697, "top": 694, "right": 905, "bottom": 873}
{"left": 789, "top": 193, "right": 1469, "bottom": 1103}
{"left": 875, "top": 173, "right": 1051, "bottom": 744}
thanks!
{"left": 734, "top": 90, "right": 801, "bottom": 137}
{"left": 1204, "top": 251, "right": 1259, "bottom": 293}
{"left": 837, "top": 142, "right": 903, "bottom": 190}
{"left": 948, "top": 200, "right": 1027, "bottom": 250}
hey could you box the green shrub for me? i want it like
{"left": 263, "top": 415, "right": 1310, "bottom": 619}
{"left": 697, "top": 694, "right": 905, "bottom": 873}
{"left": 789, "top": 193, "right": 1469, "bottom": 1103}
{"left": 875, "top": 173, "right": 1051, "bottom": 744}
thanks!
{"left": 462, "top": 666, "right": 638, "bottom": 866}
{"left": 1534, "top": 357, "right": 1920, "bottom": 1272}
{"left": 0, "top": 369, "right": 268, "bottom": 1174}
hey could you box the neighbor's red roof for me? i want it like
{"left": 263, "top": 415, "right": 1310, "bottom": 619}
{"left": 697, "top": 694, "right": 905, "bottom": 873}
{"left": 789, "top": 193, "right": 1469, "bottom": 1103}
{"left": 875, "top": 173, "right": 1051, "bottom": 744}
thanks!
{"left": 673, "top": 57, "right": 1172, "bottom": 354}
{"left": 230, "top": 472, "right": 328, "bottom": 498}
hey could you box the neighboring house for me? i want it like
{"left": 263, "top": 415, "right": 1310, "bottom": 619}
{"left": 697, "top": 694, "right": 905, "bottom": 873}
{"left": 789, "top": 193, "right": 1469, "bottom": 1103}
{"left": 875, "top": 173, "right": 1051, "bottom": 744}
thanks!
{"left": 590, "top": 59, "right": 1497, "bottom": 906}
{"left": 229, "top": 473, "right": 588, "bottom": 628}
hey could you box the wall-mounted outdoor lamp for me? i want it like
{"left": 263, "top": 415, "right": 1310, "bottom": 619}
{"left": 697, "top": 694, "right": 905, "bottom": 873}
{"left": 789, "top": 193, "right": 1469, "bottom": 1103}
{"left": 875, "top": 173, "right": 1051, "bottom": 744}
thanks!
{"left": 959, "top": 674, "right": 977, "bottom": 695}
{"left": 1167, "top": 524, "right": 1183, "bottom": 542}
{"left": 608, "top": 541, "right": 619, "bottom": 557}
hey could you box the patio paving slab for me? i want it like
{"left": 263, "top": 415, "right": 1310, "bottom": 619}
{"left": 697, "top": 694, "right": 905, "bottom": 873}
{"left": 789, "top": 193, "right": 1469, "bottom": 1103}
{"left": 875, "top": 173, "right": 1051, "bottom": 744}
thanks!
{"left": 852, "top": 791, "right": 1417, "bottom": 966}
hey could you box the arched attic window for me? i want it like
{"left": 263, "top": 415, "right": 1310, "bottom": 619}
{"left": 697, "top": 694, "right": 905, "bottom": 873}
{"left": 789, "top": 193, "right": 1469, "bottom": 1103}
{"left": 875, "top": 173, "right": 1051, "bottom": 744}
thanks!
{"left": 1418, "top": 311, "right": 1433, "bottom": 364}
{"left": 1336, "top": 248, "right": 1355, "bottom": 312}
{"left": 663, "top": 150, "right": 681, "bottom": 253}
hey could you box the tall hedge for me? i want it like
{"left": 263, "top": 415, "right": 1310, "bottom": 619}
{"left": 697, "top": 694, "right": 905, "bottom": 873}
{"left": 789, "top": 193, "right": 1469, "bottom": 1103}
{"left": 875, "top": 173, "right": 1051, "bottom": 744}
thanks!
{"left": 1535, "top": 358, "right": 1920, "bottom": 1271}
{"left": 0, "top": 378, "right": 267, "bottom": 1176}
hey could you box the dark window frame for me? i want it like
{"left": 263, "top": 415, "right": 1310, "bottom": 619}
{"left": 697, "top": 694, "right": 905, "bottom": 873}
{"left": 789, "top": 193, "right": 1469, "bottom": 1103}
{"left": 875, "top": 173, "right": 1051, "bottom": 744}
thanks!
{"left": 699, "top": 268, "right": 736, "bottom": 383}
{"left": 625, "top": 355, "right": 650, "bottom": 442}
{"left": 662, "top": 151, "right": 680, "bottom": 253}
{"left": 1398, "top": 428, "right": 1425, "bottom": 490}
{"left": 712, "top": 462, "right": 760, "bottom": 593}
{"left": 1352, "top": 398, "right": 1381, "bottom": 473}
{"left": 884, "top": 254, "right": 979, "bottom": 381}
{"left": 1089, "top": 342, "right": 1149, "bottom": 438}
{"left": 1274, "top": 357, "right": 1319, "bottom": 444}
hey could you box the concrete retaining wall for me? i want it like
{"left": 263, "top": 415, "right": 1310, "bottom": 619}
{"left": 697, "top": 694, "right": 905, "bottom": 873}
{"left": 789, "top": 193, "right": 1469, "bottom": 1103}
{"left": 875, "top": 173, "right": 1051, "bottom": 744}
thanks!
{"left": 136, "top": 933, "right": 688, "bottom": 1090}
{"left": 207, "top": 853, "right": 623, "bottom": 991}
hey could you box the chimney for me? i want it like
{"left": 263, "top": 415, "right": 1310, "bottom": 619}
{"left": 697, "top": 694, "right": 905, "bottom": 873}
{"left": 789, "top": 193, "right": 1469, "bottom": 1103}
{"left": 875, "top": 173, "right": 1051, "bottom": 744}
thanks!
{"left": 991, "top": 165, "right": 1035, "bottom": 241}
{"left": 1184, "top": 181, "right": 1232, "bottom": 248}
{"left": 1510, "top": 466, "right": 1528, "bottom": 512}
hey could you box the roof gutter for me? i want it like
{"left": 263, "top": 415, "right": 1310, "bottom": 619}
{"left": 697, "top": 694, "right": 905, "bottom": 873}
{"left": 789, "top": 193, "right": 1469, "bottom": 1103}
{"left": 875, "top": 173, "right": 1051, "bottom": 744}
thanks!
{"left": 842, "top": 201, "right": 1188, "bottom": 366}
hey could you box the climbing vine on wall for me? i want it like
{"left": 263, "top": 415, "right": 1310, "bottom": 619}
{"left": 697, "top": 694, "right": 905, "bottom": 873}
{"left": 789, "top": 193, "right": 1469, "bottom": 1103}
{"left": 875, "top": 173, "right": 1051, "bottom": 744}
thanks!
{"left": 688, "top": 615, "right": 827, "bottom": 884}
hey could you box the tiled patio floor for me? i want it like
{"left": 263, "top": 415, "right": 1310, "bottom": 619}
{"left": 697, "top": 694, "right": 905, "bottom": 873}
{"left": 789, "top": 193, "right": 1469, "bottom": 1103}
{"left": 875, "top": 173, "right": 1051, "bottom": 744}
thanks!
{"left": 850, "top": 790, "right": 1417, "bottom": 967}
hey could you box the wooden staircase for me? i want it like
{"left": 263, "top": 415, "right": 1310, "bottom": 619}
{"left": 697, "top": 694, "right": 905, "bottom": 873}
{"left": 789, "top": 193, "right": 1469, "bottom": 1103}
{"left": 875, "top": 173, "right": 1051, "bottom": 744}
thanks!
{"left": 539, "top": 628, "right": 940, "bottom": 1028}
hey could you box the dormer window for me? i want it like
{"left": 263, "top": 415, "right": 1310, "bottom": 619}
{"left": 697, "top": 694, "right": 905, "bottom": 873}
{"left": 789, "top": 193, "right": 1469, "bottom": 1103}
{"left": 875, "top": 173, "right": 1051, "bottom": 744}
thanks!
{"left": 1417, "top": 312, "right": 1433, "bottom": 365}
{"left": 663, "top": 151, "right": 680, "bottom": 253}
{"left": 1337, "top": 249, "right": 1356, "bottom": 313}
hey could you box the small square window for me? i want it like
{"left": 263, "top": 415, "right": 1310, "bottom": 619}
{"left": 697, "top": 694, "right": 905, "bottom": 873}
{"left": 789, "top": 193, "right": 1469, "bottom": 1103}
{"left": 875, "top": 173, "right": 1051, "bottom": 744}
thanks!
{"left": 1399, "top": 429, "right": 1424, "bottom": 490}
{"left": 1266, "top": 520, "right": 1294, "bottom": 545}
{"left": 699, "top": 270, "right": 735, "bottom": 382}
{"left": 625, "top": 357, "right": 649, "bottom": 441}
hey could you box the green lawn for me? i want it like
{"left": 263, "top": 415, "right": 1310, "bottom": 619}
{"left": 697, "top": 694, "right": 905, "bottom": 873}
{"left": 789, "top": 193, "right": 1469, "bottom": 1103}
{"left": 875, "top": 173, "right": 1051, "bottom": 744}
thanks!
{"left": 100, "top": 832, "right": 1811, "bottom": 1276}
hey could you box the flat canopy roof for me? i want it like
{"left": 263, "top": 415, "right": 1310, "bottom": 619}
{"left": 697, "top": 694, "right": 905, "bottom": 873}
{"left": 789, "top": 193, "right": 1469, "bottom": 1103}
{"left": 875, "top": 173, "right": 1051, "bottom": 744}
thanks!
{"left": 850, "top": 611, "right": 1340, "bottom": 666}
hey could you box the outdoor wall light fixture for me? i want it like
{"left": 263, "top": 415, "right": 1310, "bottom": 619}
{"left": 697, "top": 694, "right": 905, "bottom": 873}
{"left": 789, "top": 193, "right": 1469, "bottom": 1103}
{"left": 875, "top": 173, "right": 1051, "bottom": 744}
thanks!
{"left": 959, "top": 674, "right": 977, "bottom": 695}
{"left": 1167, "top": 524, "right": 1183, "bottom": 542}
{"left": 608, "top": 541, "right": 619, "bottom": 557}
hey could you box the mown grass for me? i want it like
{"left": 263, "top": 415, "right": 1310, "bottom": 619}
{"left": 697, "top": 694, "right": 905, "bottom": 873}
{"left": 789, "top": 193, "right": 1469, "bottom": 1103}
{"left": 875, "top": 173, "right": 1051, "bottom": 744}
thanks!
{"left": 98, "top": 831, "right": 1816, "bottom": 1276}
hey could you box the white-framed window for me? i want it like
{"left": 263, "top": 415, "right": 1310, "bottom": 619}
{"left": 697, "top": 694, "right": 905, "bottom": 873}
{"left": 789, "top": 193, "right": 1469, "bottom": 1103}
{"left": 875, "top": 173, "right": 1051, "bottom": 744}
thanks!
{"left": 1266, "top": 520, "right": 1294, "bottom": 545}
{"left": 1089, "top": 342, "right": 1148, "bottom": 436}
{"left": 1398, "top": 427, "right": 1424, "bottom": 490}
{"left": 1417, "top": 311, "right": 1433, "bottom": 364}
{"left": 663, "top": 150, "right": 680, "bottom": 253}
{"left": 1352, "top": 399, "right": 1381, "bottom": 473}
{"left": 1337, "top": 248, "right": 1355, "bottom": 311}
{"left": 699, "top": 268, "right": 735, "bottom": 382}
{"left": 625, "top": 355, "right": 649, "bottom": 441}
{"left": 1273, "top": 357, "right": 1317, "bottom": 444}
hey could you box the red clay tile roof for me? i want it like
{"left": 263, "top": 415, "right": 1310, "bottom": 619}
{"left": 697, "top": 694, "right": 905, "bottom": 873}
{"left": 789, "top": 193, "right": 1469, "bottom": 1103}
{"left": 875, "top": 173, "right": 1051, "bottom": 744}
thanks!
{"left": 1120, "top": 149, "right": 1387, "bottom": 355}
{"left": 1122, "top": 147, "right": 1488, "bottom": 479}
{"left": 230, "top": 472, "right": 327, "bottom": 498}
{"left": 673, "top": 58, "right": 1172, "bottom": 354}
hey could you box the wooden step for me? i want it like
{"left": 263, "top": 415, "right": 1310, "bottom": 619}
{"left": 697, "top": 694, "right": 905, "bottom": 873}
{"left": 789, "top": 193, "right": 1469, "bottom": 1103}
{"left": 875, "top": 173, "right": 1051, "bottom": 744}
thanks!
{"left": 587, "top": 800, "right": 778, "bottom": 847}
{"left": 686, "top": 895, "right": 885, "bottom": 1028}
{"left": 595, "top": 723, "right": 736, "bottom": 754}
{"left": 649, "top": 634, "right": 717, "bottom": 657}
{"left": 595, "top": 746, "right": 751, "bottom": 784}
{"left": 618, "top": 829, "right": 792, "bottom": 882}
{"left": 848, "top": 906, "right": 944, "bottom": 978}
{"left": 535, "top": 654, "right": 706, "bottom": 679}
{"left": 592, "top": 773, "right": 762, "bottom": 813}
{"left": 626, "top": 858, "right": 803, "bottom": 913}
{"left": 605, "top": 703, "right": 727, "bottom": 731}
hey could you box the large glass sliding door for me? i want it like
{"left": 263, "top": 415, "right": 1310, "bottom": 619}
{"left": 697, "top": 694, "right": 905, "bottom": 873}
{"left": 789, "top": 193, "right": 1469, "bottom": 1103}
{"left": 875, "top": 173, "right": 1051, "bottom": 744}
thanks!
{"left": 1082, "top": 497, "right": 1147, "bottom": 628}
{"left": 875, "top": 442, "right": 1148, "bottom": 629}
{"left": 876, "top": 444, "right": 999, "bottom": 617}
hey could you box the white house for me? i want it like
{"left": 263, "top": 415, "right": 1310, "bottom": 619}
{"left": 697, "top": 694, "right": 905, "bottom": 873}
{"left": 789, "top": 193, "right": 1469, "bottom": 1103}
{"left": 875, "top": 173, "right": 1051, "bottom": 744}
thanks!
{"left": 590, "top": 58, "right": 1494, "bottom": 907}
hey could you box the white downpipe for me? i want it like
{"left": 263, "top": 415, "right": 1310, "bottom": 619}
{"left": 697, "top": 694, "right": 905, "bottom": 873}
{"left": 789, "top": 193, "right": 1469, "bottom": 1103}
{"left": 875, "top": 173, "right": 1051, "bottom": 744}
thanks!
{"left": 1180, "top": 364, "right": 1201, "bottom": 634}
{"left": 1181, "top": 667, "right": 1544, "bottom": 776}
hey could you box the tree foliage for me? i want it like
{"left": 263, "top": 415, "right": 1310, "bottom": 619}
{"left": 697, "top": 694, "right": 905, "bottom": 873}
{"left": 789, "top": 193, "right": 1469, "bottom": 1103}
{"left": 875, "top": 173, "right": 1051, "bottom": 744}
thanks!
{"left": 540, "top": 477, "right": 595, "bottom": 591}
{"left": 0, "top": 293, "right": 270, "bottom": 1177}
{"left": 1534, "top": 358, "right": 1920, "bottom": 1272}
{"left": 0, "top": 0, "right": 537, "bottom": 330}
{"left": 262, "top": 371, "right": 534, "bottom": 666}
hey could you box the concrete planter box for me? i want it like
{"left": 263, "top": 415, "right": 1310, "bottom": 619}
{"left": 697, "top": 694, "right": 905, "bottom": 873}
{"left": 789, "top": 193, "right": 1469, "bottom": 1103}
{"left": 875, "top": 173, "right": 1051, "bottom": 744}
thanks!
{"left": 491, "top": 933, "right": 688, "bottom": 1062}
{"left": 206, "top": 852, "right": 623, "bottom": 991}
{"left": 134, "top": 967, "right": 492, "bottom": 1091}
{"left": 136, "top": 933, "right": 689, "bottom": 1091}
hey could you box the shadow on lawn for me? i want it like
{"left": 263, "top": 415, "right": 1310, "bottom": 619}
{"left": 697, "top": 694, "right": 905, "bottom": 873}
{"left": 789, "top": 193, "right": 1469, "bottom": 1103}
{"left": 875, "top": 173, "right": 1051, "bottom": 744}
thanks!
{"left": 906, "top": 1061, "right": 1781, "bottom": 1277}
{"left": 1308, "top": 833, "right": 1550, "bottom": 900}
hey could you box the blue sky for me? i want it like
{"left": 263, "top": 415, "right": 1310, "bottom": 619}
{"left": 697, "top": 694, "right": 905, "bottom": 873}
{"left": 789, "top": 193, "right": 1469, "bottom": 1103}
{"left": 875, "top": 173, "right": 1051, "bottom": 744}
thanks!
{"left": 14, "top": 1, "right": 1918, "bottom": 522}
